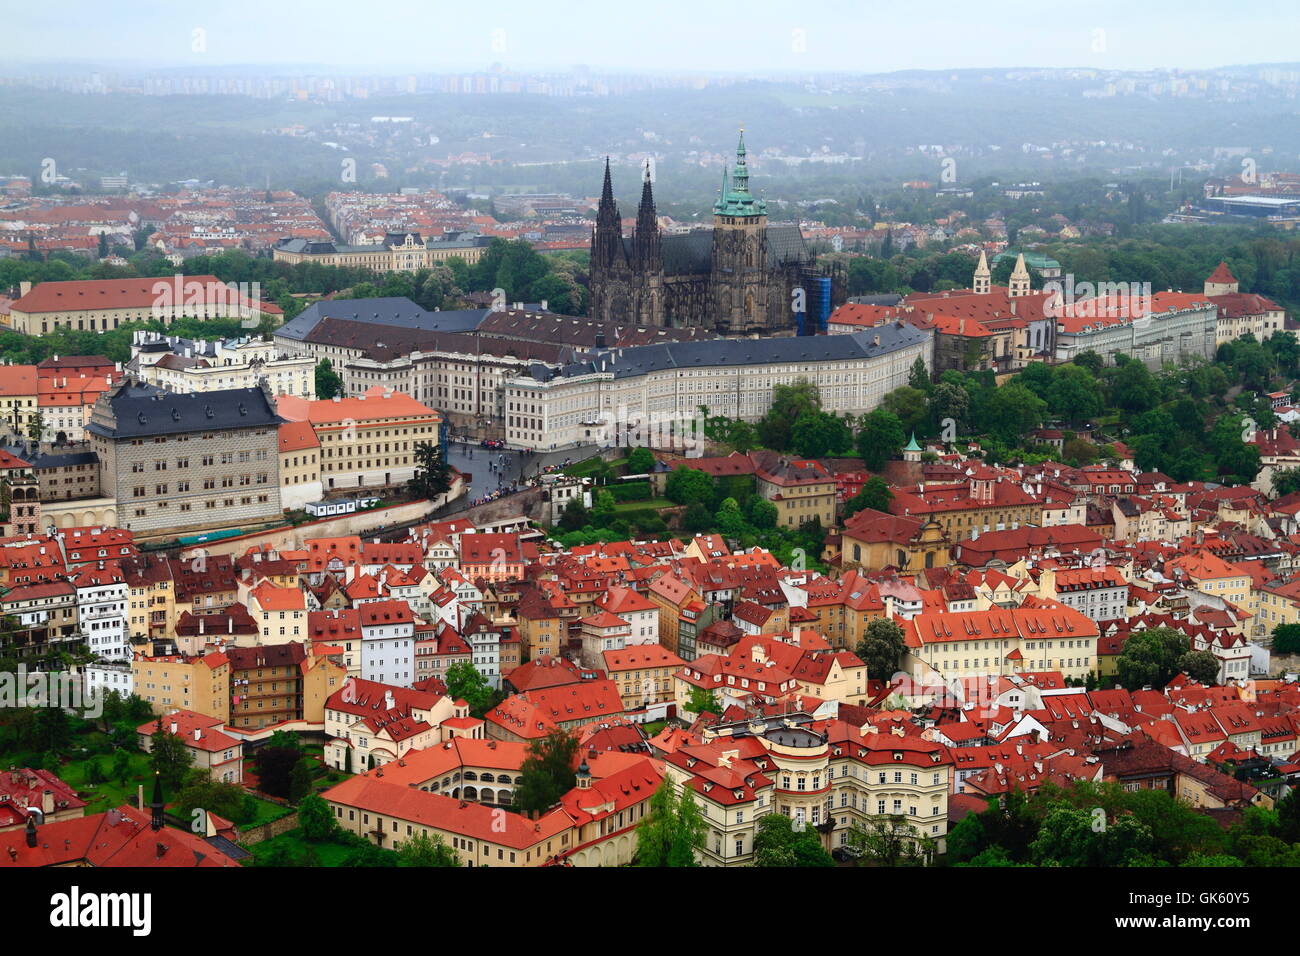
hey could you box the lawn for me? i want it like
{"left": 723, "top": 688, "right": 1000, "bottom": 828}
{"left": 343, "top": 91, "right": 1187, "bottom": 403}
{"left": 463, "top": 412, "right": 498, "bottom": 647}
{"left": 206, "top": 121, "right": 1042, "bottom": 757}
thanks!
{"left": 243, "top": 795, "right": 293, "bottom": 826}
{"left": 611, "top": 497, "right": 667, "bottom": 513}
{"left": 244, "top": 827, "right": 369, "bottom": 867}
{"left": 564, "top": 456, "right": 627, "bottom": 478}
{"left": 58, "top": 750, "right": 154, "bottom": 815}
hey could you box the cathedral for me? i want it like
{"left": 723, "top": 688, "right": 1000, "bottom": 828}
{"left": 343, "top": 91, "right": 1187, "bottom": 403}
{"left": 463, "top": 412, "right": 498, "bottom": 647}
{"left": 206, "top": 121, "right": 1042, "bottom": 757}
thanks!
{"left": 588, "top": 130, "right": 842, "bottom": 335}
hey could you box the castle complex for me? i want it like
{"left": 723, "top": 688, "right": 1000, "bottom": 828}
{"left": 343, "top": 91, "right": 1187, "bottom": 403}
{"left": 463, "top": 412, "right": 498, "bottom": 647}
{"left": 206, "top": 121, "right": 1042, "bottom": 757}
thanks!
{"left": 588, "top": 131, "right": 842, "bottom": 335}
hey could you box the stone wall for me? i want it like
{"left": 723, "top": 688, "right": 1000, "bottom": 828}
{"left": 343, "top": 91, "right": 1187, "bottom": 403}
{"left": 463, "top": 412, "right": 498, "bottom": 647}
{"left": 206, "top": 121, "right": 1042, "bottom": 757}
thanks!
{"left": 178, "top": 476, "right": 465, "bottom": 561}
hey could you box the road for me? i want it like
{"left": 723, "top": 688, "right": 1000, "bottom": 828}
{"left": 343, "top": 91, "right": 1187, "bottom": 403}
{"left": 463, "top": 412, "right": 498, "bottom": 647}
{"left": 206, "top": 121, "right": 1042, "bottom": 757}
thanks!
{"left": 444, "top": 438, "right": 604, "bottom": 505}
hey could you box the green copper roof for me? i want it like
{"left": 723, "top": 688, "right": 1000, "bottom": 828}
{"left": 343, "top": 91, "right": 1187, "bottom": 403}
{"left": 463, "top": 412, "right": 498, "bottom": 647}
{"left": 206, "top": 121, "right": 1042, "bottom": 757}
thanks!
{"left": 713, "top": 128, "right": 767, "bottom": 218}
{"left": 904, "top": 432, "right": 921, "bottom": 451}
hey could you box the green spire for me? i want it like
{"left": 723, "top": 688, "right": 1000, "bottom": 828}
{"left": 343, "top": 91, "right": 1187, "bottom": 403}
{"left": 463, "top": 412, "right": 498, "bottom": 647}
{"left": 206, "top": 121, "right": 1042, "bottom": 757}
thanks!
{"left": 904, "top": 432, "right": 921, "bottom": 452}
{"left": 713, "top": 126, "right": 767, "bottom": 218}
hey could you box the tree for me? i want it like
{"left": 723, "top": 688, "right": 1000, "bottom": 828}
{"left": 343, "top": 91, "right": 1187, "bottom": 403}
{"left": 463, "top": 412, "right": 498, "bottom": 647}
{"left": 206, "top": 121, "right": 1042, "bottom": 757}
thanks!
{"left": 112, "top": 749, "right": 132, "bottom": 785}
{"left": 590, "top": 489, "right": 616, "bottom": 525}
{"left": 25, "top": 412, "right": 44, "bottom": 443}
{"left": 880, "top": 386, "right": 929, "bottom": 437}
{"left": 1030, "top": 806, "right": 1153, "bottom": 867}
{"left": 668, "top": 786, "right": 705, "bottom": 867}
{"left": 685, "top": 685, "right": 720, "bottom": 716}
{"left": 715, "top": 497, "right": 748, "bottom": 538}
{"left": 984, "top": 383, "right": 1047, "bottom": 446}
{"left": 753, "top": 812, "right": 834, "bottom": 867}
{"left": 408, "top": 441, "right": 452, "bottom": 499}
{"left": 397, "top": 831, "right": 461, "bottom": 867}
{"left": 635, "top": 778, "right": 704, "bottom": 866}
{"left": 150, "top": 719, "right": 194, "bottom": 790}
{"left": 848, "top": 815, "right": 932, "bottom": 866}
{"left": 854, "top": 617, "right": 907, "bottom": 681}
{"left": 908, "top": 356, "right": 931, "bottom": 392}
{"left": 289, "top": 757, "right": 314, "bottom": 804}
{"left": 746, "top": 496, "right": 778, "bottom": 529}
{"left": 315, "top": 358, "right": 344, "bottom": 399}
{"left": 626, "top": 447, "right": 655, "bottom": 475}
{"left": 793, "top": 409, "right": 853, "bottom": 458}
{"left": 929, "top": 381, "right": 969, "bottom": 436}
{"left": 252, "top": 745, "right": 301, "bottom": 799}
{"left": 665, "top": 466, "right": 714, "bottom": 506}
{"left": 512, "top": 728, "right": 579, "bottom": 816}
{"left": 758, "top": 380, "right": 821, "bottom": 451}
{"left": 1272, "top": 623, "right": 1300, "bottom": 655}
{"left": 175, "top": 778, "right": 252, "bottom": 827}
{"left": 445, "top": 661, "right": 496, "bottom": 717}
{"left": 1176, "top": 650, "right": 1221, "bottom": 686}
{"left": 683, "top": 501, "right": 713, "bottom": 533}
{"left": 35, "top": 705, "right": 72, "bottom": 753}
{"left": 558, "top": 497, "right": 590, "bottom": 532}
{"left": 1115, "top": 626, "right": 1191, "bottom": 691}
{"left": 298, "top": 793, "right": 339, "bottom": 842}
{"left": 856, "top": 408, "right": 906, "bottom": 471}
{"left": 1047, "top": 365, "right": 1104, "bottom": 423}
{"left": 1270, "top": 467, "right": 1300, "bottom": 499}
{"left": 842, "top": 476, "right": 893, "bottom": 520}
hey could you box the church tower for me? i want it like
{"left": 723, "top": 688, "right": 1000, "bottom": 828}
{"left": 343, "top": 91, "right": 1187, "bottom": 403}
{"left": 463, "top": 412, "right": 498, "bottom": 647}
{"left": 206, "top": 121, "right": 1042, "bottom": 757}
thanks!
{"left": 1008, "top": 252, "right": 1031, "bottom": 298}
{"left": 710, "top": 128, "right": 770, "bottom": 334}
{"left": 589, "top": 158, "right": 630, "bottom": 323}
{"left": 631, "top": 161, "right": 665, "bottom": 325}
{"left": 973, "top": 249, "right": 991, "bottom": 295}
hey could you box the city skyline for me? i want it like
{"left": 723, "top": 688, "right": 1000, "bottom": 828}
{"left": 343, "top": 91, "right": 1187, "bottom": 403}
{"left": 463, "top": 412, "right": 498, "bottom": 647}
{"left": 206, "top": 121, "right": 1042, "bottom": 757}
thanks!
{"left": 8, "top": 0, "right": 1300, "bottom": 76}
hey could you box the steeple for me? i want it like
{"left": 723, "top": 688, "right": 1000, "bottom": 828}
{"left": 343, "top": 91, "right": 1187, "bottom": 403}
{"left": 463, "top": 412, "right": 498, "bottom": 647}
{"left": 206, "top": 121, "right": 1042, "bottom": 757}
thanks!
{"left": 633, "top": 160, "right": 661, "bottom": 267}
{"left": 150, "top": 771, "right": 165, "bottom": 832}
{"left": 973, "top": 249, "right": 991, "bottom": 295}
{"left": 591, "top": 156, "right": 624, "bottom": 270}
{"left": 1008, "top": 252, "right": 1031, "bottom": 298}
{"left": 714, "top": 126, "right": 767, "bottom": 218}
{"left": 600, "top": 156, "right": 614, "bottom": 206}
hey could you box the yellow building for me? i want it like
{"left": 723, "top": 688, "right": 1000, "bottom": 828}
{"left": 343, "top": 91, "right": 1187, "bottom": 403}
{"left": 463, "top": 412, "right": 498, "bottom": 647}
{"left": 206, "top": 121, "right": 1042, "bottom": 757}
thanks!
{"left": 132, "top": 651, "right": 231, "bottom": 723}
{"left": 901, "top": 605, "right": 1100, "bottom": 685}
{"left": 840, "top": 508, "right": 951, "bottom": 574}
{"left": 1166, "top": 552, "right": 1252, "bottom": 635}
{"left": 0, "top": 366, "right": 39, "bottom": 436}
{"left": 277, "top": 387, "right": 442, "bottom": 492}
{"left": 602, "top": 643, "right": 684, "bottom": 710}
{"left": 5, "top": 275, "right": 279, "bottom": 335}
{"left": 271, "top": 232, "right": 485, "bottom": 274}
{"left": 277, "top": 421, "right": 322, "bottom": 511}
{"left": 752, "top": 453, "right": 837, "bottom": 529}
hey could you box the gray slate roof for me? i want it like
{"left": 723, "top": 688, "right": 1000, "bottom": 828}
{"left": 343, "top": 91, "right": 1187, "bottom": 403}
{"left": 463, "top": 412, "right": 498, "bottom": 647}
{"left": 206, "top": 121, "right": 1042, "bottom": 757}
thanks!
{"left": 275, "top": 298, "right": 488, "bottom": 342}
{"left": 534, "top": 324, "right": 928, "bottom": 382}
{"left": 86, "top": 383, "right": 283, "bottom": 440}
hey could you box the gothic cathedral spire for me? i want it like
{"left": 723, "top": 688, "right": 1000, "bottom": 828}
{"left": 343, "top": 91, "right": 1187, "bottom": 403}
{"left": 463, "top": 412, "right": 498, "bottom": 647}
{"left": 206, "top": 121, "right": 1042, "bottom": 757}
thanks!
{"left": 592, "top": 156, "right": 624, "bottom": 271}
{"left": 633, "top": 160, "right": 661, "bottom": 268}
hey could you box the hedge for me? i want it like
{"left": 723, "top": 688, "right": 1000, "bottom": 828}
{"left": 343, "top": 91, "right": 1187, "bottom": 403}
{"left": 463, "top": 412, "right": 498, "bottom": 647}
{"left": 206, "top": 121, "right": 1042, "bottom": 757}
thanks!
{"left": 611, "top": 481, "right": 652, "bottom": 502}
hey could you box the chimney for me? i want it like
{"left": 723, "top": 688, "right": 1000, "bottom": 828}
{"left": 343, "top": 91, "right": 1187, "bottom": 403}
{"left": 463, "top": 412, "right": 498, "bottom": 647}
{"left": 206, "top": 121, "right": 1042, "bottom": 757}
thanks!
{"left": 41, "top": 789, "right": 53, "bottom": 815}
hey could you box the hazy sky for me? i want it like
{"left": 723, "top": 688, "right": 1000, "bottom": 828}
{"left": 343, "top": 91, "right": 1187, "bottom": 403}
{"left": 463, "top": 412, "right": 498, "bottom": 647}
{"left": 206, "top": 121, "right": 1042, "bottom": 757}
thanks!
{"left": 10, "top": 0, "right": 1299, "bottom": 74}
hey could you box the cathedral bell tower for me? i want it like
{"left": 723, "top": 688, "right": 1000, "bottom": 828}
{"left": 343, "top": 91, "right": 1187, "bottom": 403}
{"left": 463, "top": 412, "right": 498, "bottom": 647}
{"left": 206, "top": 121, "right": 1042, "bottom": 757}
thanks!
{"left": 973, "top": 249, "right": 991, "bottom": 295}
{"left": 710, "top": 128, "right": 769, "bottom": 335}
{"left": 631, "top": 160, "right": 665, "bottom": 326}
{"left": 1008, "top": 252, "right": 1031, "bottom": 298}
{"left": 589, "top": 157, "right": 629, "bottom": 323}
